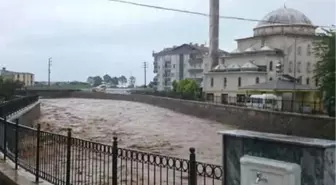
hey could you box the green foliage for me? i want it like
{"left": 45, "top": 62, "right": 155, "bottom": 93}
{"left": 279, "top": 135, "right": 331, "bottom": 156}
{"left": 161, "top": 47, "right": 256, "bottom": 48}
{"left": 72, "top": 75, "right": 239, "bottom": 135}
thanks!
{"left": 118, "top": 76, "right": 127, "bottom": 85}
{"left": 313, "top": 29, "right": 335, "bottom": 103}
{"left": 103, "top": 74, "right": 113, "bottom": 83}
{"left": 129, "top": 76, "right": 136, "bottom": 88}
{"left": 172, "top": 80, "right": 178, "bottom": 92}
{"left": 0, "top": 77, "right": 24, "bottom": 100}
{"left": 92, "top": 76, "right": 103, "bottom": 87}
{"left": 175, "top": 79, "right": 200, "bottom": 99}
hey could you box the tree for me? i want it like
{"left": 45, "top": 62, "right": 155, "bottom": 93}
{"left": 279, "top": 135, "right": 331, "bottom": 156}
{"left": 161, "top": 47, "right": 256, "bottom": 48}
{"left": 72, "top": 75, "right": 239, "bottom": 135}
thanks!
{"left": 176, "top": 79, "right": 200, "bottom": 100}
{"left": 86, "top": 76, "right": 94, "bottom": 86}
{"left": 118, "top": 75, "right": 127, "bottom": 85}
{"left": 313, "top": 29, "right": 335, "bottom": 115}
{"left": 148, "top": 81, "right": 157, "bottom": 88}
{"left": 172, "top": 80, "right": 178, "bottom": 92}
{"left": 0, "top": 77, "right": 24, "bottom": 100}
{"left": 129, "top": 76, "right": 136, "bottom": 88}
{"left": 103, "top": 74, "right": 112, "bottom": 84}
{"left": 111, "top": 77, "right": 119, "bottom": 86}
{"left": 92, "top": 76, "right": 103, "bottom": 87}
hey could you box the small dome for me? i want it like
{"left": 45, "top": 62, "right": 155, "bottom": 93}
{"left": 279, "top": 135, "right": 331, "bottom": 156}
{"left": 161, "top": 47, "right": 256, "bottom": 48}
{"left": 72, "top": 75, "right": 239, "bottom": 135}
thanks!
{"left": 213, "top": 64, "right": 227, "bottom": 70}
{"left": 227, "top": 63, "right": 240, "bottom": 69}
{"left": 245, "top": 47, "right": 255, "bottom": 52}
{"left": 256, "top": 7, "right": 313, "bottom": 28}
{"left": 241, "top": 62, "right": 258, "bottom": 69}
{"left": 260, "top": 45, "right": 274, "bottom": 51}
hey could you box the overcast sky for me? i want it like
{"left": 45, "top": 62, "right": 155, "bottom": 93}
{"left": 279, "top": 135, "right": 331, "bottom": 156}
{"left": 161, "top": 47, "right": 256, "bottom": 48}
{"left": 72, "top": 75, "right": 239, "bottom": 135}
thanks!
{"left": 0, "top": 0, "right": 335, "bottom": 84}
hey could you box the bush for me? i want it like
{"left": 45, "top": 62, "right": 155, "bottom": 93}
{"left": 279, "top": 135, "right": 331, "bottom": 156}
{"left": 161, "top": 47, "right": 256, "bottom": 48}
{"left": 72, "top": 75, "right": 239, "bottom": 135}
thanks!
{"left": 0, "top": 77, "right": 24, "bottom": 100}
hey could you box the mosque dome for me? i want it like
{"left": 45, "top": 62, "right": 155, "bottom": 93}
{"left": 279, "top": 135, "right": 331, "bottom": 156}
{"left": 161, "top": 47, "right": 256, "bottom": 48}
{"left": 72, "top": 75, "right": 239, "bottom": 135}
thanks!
{"left": 256, "top": 7, "right": 313, "bottom": 28}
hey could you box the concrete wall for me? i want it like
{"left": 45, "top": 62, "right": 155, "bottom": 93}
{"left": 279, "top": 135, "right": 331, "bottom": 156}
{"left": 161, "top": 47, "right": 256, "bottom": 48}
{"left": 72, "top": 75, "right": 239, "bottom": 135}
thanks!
{"left": 8, "top": 102, "right": 41, "bottom": 127}
{"left": 70, "top": 91, "right": 335, "bottom": 140}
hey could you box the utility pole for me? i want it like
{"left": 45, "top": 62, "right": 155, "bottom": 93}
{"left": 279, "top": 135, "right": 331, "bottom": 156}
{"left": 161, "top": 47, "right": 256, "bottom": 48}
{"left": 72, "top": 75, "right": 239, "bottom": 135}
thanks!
{"left": 209, "top": 0, "right": 220, "bottom": 68}
{"left": 142, "top": 62, "right": 147, "bottom": 87}
{"left": 48, "top": 57, "right": 52, "bottom": 87}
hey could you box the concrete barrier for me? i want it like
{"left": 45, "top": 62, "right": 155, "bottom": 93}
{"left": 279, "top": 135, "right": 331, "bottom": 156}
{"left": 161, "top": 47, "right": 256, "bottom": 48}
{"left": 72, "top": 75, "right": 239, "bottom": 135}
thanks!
{"left": 69, "top": 92, "right": 335, "bottom": 140}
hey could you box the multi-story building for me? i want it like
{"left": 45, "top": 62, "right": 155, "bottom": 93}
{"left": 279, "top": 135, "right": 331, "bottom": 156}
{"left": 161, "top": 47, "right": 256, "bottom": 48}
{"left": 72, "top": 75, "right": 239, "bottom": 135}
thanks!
{"left": 153, "top": 43, "right": 227, "bottom": 91}
{"left": 203, "top": 7, "right": 320, "bottom": 106}
{"left": 0, "top": 67, "right": 35, "bottom": 86}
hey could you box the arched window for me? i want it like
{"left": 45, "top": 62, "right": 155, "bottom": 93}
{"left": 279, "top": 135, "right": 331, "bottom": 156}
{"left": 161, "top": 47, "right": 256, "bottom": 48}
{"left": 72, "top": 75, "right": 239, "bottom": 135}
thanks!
{"left": 256, "top": 77, "right": 260, "bottom": 84}
{"left": 315, "top": 78, "right": 319, "bottom": 87}
{"left": 238, "top": 77, "right": 241, "bottom": 87}
{"left": 297, "top": 61, "right": 301, "bottom": 73}
{"left": 297, "top": 46, "right": 302, "bottom": 55}
{"left": 269, "top": 61, "right": 273, "bottom": 71}
{"left": 306, "top": 62, "right": 311, "bottom": 73}
{"left": 289, "top": 61, "right": 293, "bottom": 73}
{"left": 307, "top": 44, "right": 311, "bottom": 56}
{"left": 269, "top": 77, "right": 273, "bottom": 81}
{"left": 306, "top": 78, "right": 310, "bottom": 85}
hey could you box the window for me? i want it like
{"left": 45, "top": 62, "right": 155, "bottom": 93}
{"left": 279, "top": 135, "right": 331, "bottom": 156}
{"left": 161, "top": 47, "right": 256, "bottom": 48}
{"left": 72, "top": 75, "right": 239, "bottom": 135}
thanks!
{"left": 269, "top": 61, "right": 273, "bottom": 71}
{"left": 289, "top": 61, "right": 293, "bottom": 73}
{"left": 223, "top": 77, "right": 227, "bottom": 88}
{"left": 210, "top": 78, "right": 214, "bottom": 87}
{"left": 306, "top": 62, "right": 311, "bottom": 73}
{"left": 297, "top": 46, "right": 301, "bottom": 55}
{"left": 173, "top": 64, "right": 176, "bottom": 68}
{"left": 256, "top": 77, "right": 259, "bottom": 84}
{"left": 307, "top": 44, "right": 311, "bottom": 56}
{"left": 306, "top": 78, "right": 310, "bottom": 85}
{"left": 269, "top": 77, "right": 273, "bottom": 81}
{"left": 238, "top": 77, "right": 241, "bottom": 87}
{"left": 315, "top": 78, "right": 319, "bottom": 87}
{"left": 297, "top": 61, "right": 301, "bottom": 73}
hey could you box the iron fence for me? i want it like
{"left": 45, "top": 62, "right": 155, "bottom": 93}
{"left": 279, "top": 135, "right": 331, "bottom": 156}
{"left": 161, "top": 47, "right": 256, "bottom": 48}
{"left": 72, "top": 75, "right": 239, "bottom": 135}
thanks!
{"left": 0, "top": 96, "right": 223, "bottom": 185}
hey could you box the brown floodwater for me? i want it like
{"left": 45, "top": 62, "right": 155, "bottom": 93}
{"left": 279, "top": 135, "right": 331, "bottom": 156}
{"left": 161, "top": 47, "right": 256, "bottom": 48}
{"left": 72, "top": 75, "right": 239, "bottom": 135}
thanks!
{"left": 35, "top": 98, "right": 235, "bottom": 185}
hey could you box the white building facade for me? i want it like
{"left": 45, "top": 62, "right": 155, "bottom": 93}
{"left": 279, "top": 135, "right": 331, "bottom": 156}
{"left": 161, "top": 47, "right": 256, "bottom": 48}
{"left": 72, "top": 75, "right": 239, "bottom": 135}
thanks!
{"left": 153, "top": 43, "right": 227, "bottom": 91}
{"left": 203, "top": 7, "right": 319, "bottom": 102}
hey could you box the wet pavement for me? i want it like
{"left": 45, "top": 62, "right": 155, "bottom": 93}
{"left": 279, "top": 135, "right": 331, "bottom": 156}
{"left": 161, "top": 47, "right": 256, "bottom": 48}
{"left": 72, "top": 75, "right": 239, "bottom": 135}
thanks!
{"left": 36, "top": 98, "right": 236, "bottom": 165}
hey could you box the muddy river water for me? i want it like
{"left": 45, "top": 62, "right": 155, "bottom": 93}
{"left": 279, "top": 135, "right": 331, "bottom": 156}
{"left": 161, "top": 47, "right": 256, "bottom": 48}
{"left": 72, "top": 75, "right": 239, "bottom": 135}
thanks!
{"left": 36, "top": 98, "right": 235, "bottom": 165}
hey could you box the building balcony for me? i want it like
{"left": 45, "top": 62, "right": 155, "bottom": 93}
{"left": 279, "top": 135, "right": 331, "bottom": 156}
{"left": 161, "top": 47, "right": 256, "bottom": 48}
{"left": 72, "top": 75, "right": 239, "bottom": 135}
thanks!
{"left": 189, "top": 57, "right": 203, "bottom": 64}
{"left": 188, "top": 65, "right": 203, "bottom": 72}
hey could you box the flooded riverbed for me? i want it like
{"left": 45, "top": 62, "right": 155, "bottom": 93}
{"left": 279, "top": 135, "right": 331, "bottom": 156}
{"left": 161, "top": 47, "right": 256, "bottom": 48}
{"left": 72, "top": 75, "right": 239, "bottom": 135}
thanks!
{"left": 36, "top": 98, "right": 235, "bottom": 165}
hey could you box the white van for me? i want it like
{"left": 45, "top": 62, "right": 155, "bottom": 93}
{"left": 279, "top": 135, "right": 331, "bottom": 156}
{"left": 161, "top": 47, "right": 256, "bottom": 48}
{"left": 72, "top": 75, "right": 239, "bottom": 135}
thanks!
{"left": 92, "top": 85, "right": 107, "bottom": 93}
{"left": 246, "top": 94, "right": 282, "bottom": 110}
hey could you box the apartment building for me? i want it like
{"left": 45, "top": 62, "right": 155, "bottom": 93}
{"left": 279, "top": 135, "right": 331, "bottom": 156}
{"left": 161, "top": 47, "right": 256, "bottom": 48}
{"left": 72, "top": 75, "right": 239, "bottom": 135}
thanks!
{"left": 153, "top": 43, "right": 227, "bottom": 91}
{"left": 0, "top": 67, "right": 35, "bottom": 86}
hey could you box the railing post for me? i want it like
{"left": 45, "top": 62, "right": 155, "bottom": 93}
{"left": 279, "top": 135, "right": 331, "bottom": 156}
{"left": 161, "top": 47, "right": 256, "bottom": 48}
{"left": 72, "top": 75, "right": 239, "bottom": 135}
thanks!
{"left": 3, "top": 115, "right": 7, "bottom": 161}
{"left": 66, "top": 128, "right": 72, "bottom": 185}
{"left": 15, "top": 119, "right": 19, "bottom": 170}
{"left": 112, "top": 137, "right": 118, "bottom": 185}
{"left": 189, "top": 147, "right": 197, "bottom": 185}
{"left": 35, "top": 124, "right": 41, "bottom": 183}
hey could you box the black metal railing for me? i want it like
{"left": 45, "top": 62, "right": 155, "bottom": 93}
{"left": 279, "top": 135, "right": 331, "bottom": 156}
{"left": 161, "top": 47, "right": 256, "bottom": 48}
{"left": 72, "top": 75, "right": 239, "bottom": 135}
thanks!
{"left": 0, "top": 96, "right": 223, "bottom": 185}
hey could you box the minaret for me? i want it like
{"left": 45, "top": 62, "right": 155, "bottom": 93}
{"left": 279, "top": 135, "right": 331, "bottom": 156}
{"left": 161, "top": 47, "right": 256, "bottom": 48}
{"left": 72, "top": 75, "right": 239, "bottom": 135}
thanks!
{"left": 209, "top": 0, "right": 219, "bottom": 69}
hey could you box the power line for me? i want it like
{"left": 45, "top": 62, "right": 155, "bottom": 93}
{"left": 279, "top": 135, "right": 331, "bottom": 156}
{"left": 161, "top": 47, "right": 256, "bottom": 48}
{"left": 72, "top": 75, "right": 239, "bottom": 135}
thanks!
{"left": 108, "top": 0, "right": 334, "bottom": 28}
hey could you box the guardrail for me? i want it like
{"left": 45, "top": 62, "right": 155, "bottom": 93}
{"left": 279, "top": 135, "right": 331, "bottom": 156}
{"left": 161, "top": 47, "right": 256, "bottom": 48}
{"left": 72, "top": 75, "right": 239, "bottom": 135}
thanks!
{"left": 0, "top": 96, "right": 223, "bottom": 185}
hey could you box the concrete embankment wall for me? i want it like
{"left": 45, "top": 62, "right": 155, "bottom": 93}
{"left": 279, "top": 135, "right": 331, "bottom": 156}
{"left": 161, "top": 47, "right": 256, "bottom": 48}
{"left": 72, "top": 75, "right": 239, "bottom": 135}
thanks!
{"left": 0, "top": 102, "right": 41, "bottom": 185}
{"left": 69, "top": 92, "right": 335, "bottom": 140}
